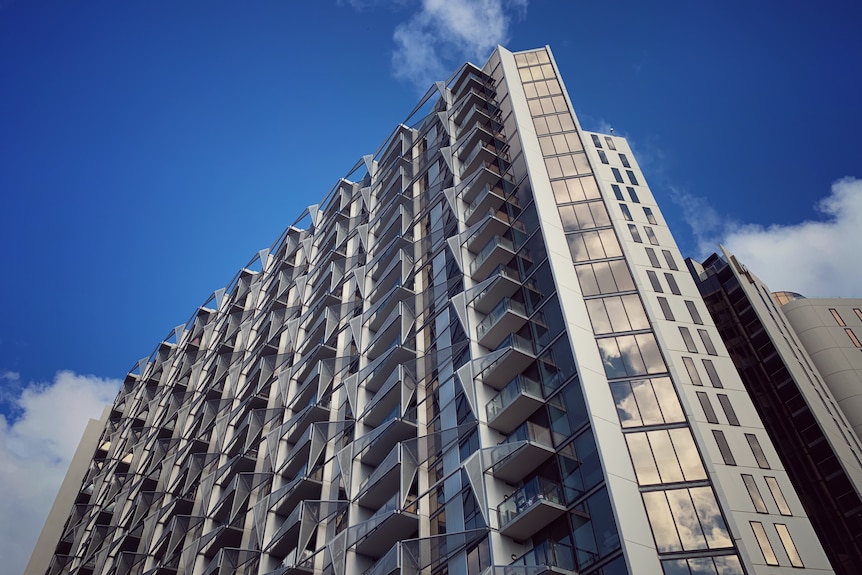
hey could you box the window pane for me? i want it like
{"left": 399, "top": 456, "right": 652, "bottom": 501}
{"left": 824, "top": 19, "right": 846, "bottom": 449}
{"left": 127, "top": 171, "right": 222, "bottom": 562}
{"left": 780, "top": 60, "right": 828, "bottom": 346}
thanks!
{"left": 610, "top": 260, "right": 635, "bottom": 291}
{"left": 647, "top": 270, "right": 663, "bottom": 293}
{"left": 598, "top": 338, "right": 627, "bottom": 379}
{"left": 605, "top": 296, "right": 631, "bottom": 332}
{"left": 698, "top": 329, "right": 718, "bottom": 355}
{"left": 645, "top": 226, "right": 659, "bottom": 245}
{"left": 599, "top": 229, "right": 622, "bottom": 257}
{"left": 652, "top": 377, "right": 685, "bottom": 423}
{"left": 713, "top": 430, "right": 736, "bottom": 465}
{"left": 643, "top": 491, "right": 683, "bottom": 552}
{"left": 598, "top": 149, "right": 609, "bottom": 164}
{"left": 627, "top": 433, "right": 662, "bottom": 485}
{"left": 697, "top": 392, "right": 719, "bottom": 424}
{"left": 589, "top": 202, "right": 611, "bottom": 227}
{"left": 620, "top": 153, "right": 631, "bottom": 168}
{"left": 622, "top": 294, "right": 650, "bottom": 330}
{"left": 829, "top": 308, "right": 846, "bottom": 326}
{"left": 610, "top": 381, "right": 642, "bottom": 427}
{"left": 669, "top": 428, "right": 707, "bottom": 481}
{"left": 620, "top": 203, "right": 633, "bottom": 221}
{"left": 576, "top": 264, "right": 600, "bottom": 296}
{"left": 746, "top": 434, "right": 770, "bottom": 468}
{"left": 742, "top": 474, "right": 768, "bottom": 513}
{"left": 629, "top": 224, "right": 643, "bottom": 243}
{"left": 764, "top": 476, "right": 791, "bottom": 515}
{"left": 775, "top": 524, "right": 804, "bottom": 567}
{"left": 666, "top": 489, "right": 707, "bottom": 550}
{"left": 627, "top": 170, "right": 638, "bottom": 185}
{"left": 717, "top": 394, "right": 740, "bottom": 426}
{"left": 663, "top": 250, "right": 679, "bottom": 270}
{"left": 682, "top": 357, "right": 702, "bottom": 386}
{"left": 627, "top": 186, "right": 639, "bottom": 202}
{"left": 680, "top": 327, "right": 698, "bottom": 353}
{"left": 646, "top": 247, "right": 661, "bottom": 267}
{"left": 637, "top": 333, "right": 667, "bottom": 373}
{"left": 649, "top": 430, "right": 685, "bottom": 483}
{"left": 689, "top": 487, "right": 732, "bottom": 549}
{"left": 658, "top": 296, "right": 674, "bottom": 320}
{"left": 685, "top": 301, "right": 703, "bottom": 324}
{"left": 631, "top": 378, "right": 664, "bottom": 425}
{"left": 604, "top": 136, "right": 616, "bottom": 150}
{"left": 591, "top": 134, "right": 602, "bottom": 148}
{"left": 611, "top": 184, "right": 624, "bottom": 200}
{"left": 594, "top": 261, "right": 618, "bottom": 294}
{"left": 702, "top": 359, "right": 723, "bottom": 388}
{"left": 612, "top": 168, "right": 624, "bottom": 183}
{"left": 644, "top": 207, "right": 657, "bottom": 224}
{"left": 618, "top": 335, "right": 647, "bottom": 375}
{"left": 750, "top": 522, "right": 779, "bottom": 565}
{"left": 665, "top": 273, "right": 681, "bottom": 295}
{"left": 586, "top": 299, "right": 613, "bottom": 335}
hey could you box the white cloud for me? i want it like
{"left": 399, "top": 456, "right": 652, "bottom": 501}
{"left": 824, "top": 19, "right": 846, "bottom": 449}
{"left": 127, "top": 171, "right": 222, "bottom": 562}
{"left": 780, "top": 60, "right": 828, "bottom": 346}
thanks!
{"left": 678, "top": 177, "right": 862, "bottom": 297}
{"left": 375, "top": 0, "right": 527, "bottom": 89}
{"left": 0, "top": 371, "right": 119, "bottom": 575}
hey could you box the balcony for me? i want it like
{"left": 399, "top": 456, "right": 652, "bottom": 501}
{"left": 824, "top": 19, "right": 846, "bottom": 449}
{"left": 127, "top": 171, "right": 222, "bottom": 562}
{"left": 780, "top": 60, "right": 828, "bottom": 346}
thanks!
{"left": 488, "top": 422, "right": 555, "bottom": 484}
{"left": 476, "top": 297, "right": 529, "bottom": 349}
{"left": 352, "top": 495, "right": 419, "bottom": 559}
{"left": 360, "top": 365, "right": 415, "bottom": 428}
{"left": 451, "top": 89, "right": 492, "bottom": 126}
{"left": 451, "top": 66, "right": 491, "bottom": 96}
{"left": 276, "top": 427, "right": 312, "bottom": 479}
{"left": 365, "top": 303, "right": 411, "bottom": 361}
{"left": 506, "top": 539, "right": 578, "bottom": 575}
{"left": 464, "top": 183, "right": 510, "bottom": 227}
{"left": 457, "top": 163, "right": 508, "bottom": 204}
{"left": 465, "top": 209, "right": 513, "bottom": 254}
{"left": 364, "top": 284, "right": 414, "bottom": 331}
{"left": 471, "top": 266, "right": 521, "bottom": 314}
{"left": 497, "top": 477, "right": 566, "bottom": 540}
{"left": 264, "top": 502, "right": 306, "bottom": 556}
{"left": 478, "top": 334, "right": 535, "bottom": 389}
{"left": 356, "top": 444, "right": 404, "bottom": 510}
{"left": 357, "top": 417, "right": 417, "bottom": 466}
{"left": 486, "top": 375, "right": 544, "bottom": 433}
{"left": 270, "top": 470, "right": 324, "bottom": 516}
{"left": 469, "top": 236, "right": 516, "bottom": 281}
{"left": 460, "top": 138, "right": 507, "bottom": 178}
{"left": 281, "top": 403, "right": 331, "bottom": 445}
{"left": 362, "top": 345, "right": 417, "bottom": 393}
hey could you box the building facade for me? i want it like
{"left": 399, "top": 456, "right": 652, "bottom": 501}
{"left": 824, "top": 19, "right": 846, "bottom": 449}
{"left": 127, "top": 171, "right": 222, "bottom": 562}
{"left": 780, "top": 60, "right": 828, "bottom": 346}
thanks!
{"left": 29, "top": 47, "right": 833, "bottom": 575}
{"left": 690, "top": 248, "right": 862, "bottom": 574}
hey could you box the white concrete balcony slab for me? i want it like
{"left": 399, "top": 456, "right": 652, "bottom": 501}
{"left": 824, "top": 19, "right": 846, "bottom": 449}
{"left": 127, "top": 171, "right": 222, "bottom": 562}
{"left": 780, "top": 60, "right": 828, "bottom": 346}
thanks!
{"left": 486, "top": 375, "right": 544, "bottom": 434}
{"left": 497, "top": 478, "right": 566, "bottom": 541}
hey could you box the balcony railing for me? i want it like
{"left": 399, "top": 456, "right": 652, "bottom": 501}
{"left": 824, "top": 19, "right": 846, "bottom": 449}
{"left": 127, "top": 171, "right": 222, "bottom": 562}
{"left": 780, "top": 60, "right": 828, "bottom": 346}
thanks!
{"left": 476, "top": 297, "right": 528, "bottom": 349}
{"left": 497, "top": 477, "right": 566, "bottom": 540}
{"left": 486, "top": 374, "right": 544, "bottom": 433}
{"left": 469, "top": 235, "right": 515, "bottom": 281}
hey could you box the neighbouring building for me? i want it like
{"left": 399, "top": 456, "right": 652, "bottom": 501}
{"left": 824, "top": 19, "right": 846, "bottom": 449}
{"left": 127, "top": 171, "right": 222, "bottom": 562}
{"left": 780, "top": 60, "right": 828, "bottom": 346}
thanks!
{"left": 27, "top": 46, "right": 834, "bottom": 575}
{"left": 690, "top": 247, "right": 862, "bottom": 574}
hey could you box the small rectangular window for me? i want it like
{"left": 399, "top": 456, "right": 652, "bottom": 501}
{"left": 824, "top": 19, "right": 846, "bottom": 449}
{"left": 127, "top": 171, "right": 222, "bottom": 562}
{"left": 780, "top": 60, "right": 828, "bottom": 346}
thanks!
{"left": 644, "top": 226, "right": 659, "bottom": 245}
{"left": 685, "top": 301, "right": 703, "bottom": 324}
{"left": 646, "top": 270, "right": 663, "bottom": 293}
{"left": 775, "top": 524, "right": 804, "bottom": 567}
{"left": 717, "top": 394, "right": 740, "bottom": 425}
{"left": 829, "top": 308, "right": 846, "bottom": 326}
{"left": 604, "top": 136, "right": 616, "bottom": 150}
{"left": 646, "top": 247, "right": 661, "bottom": 268}
{"left": 713, "top": 430, "right": 736, "bottom": 465}
{"left": 598, "top": 149, "right": 609, "bottom": 164}
{"left": 619, "top": 153, "right": 631, "bottom": 168}
{"left": 750, "top": 522, "right": 779, "bottom": 565}
{"left": 658, "top": 297, "right": 674, "bottom": 321}
{"left": 626, "top": 170, "right": 638, "bottom": 185}
{"left": 662, "top": 250, "right": 679, "bottom": 270}
{"left": 591, "top": 134, "right": 602, "bottom": 148}
{"left": 627, "top": 186, "right": 639, "bottom": 203}
{"left": 746, "top": 434, "right": 770, "bottom": 468}
{"left": 620, "top": 204, "right": 633, "bottom": 221}
{"left": 680, "top": 327, "right": 698, "bottom": 353}
{"left": 697, "top": 391, "right": 719, "bottom": 423}
{"left": 854, "top": 308, "right": 862, "bottom": 322}
{"left": 644, "top": 207, "right": 657, "bottom": 224}
{"left": 764, "top": 476, "right": 792, "bottom": 515}
{"left": 742, "top": 474, "right": 768, "bottom": 513}
{"left": 665, "top": 273, "right": 681, "bottom": 295}
{"left": 702, "top": 359, "right": 723, "bottom": 388}
{"left": 628, "top": 224, "right": 642, "bottom": 243}
{"left": 611, "top": 184, "right": 624, "bottom": 200}
{"left": 698, "top": 329, "right": 718, "bottom": 355}
{"left": 612, "top": 167, "right": 624, "bottom": 183}
{"left": 682, "top": 356, "right": 702, "bottom": 385}
{"left": 845, "top": 328, "right": 862, "bottom": 348}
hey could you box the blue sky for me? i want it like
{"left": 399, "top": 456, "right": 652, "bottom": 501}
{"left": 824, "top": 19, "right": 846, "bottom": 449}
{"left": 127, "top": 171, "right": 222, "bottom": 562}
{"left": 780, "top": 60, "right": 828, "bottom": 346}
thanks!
{"left": 1, "top": 0, "right": 861, "bottom": 571}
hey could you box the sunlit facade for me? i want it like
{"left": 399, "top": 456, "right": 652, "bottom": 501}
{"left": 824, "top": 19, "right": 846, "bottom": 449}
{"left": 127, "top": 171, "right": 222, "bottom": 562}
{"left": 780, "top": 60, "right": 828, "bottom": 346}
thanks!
{"left": 28, "top": 46, "right": 833, "bottom": 575}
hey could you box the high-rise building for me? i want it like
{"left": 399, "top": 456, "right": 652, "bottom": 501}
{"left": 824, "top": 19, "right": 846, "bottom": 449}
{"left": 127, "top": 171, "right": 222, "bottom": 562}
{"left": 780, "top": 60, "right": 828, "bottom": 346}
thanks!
{"left": 28, "top": 46, "right": 835, "bottom": 575}
{"left": 689, "top": 248, "right": 862, "bottom": 574}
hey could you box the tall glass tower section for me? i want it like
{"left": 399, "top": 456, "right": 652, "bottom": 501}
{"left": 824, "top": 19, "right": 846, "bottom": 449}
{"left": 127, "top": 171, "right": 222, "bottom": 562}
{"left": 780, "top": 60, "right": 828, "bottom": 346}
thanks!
{"left": 28, "top": 46, "right": 834, "bottom": 575}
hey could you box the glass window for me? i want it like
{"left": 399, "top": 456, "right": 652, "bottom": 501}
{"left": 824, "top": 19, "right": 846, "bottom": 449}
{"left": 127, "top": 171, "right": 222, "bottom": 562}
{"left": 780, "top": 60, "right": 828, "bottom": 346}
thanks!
{"left": 854, "top": 308, "right": 862, "bottom": 322}
{"left": 575, "top": 260, "right": 635, "bottom": 296}
{"left": 679, "top": 327, "right": 698, "bottom": 353}
{"left": 829, "top": 308, "right": 846, "bottom": 326}
{"left": 644, "top": 207, "right": 657, "bottom": 224}
{"left": 697, "top": 392, "right": 719, "bottom": 423}
{"left": 845, "top": 328, "right": 862, "bottom": 348}
{"left": 627, "top": 428, "right": 705, "bottom": 485}
{"left": 591, "top": 134, "right": 602, "bottom": 148}
{"left": 644, "top": 226, "right": 659, "bottom": 245}
{"left": 682, "top": 356, "right": 702, "bottom": 386}
{"left": 567, "top": 228, "right": 622, "bottom": 261}
{"left": 717, "top": 394, "right": 740, "bottom": 425}
{"left": 662, "top": 250, "right": 679, "bottom": 270}
{"left": 658, "top": 297, "right": 674, "bottom": 321}
{"left": 764, "top": 476, "right": 792, "bottom": 515}
{"left": 742, "top": 474, "right": 768, "bottom": 513}
{"left": 646, "top": 247, "right": 661, "bottom": 268}
{"left": 620, "top": 204, "right": 633, "bottom": 221}
{"left": 598, "top": 149, "right": 609, "bottom": 164}
{"left": 627, "top": 186, "right": 639, "bottom": 203}
{"left": 643, "top": 487, "right": 732, "bottom": 552}
{"left": 612, "top": 167, "right": 624, "bottom": 183}
{"left": 610, "top": 183, "right": 624, "bottom": 200}
{"left": 750, "top": 522, "right": 779, "bottom": 566}
{"left": 647, "top": 270, "right": 663, "bottom": 293}
{"left": 627, "top": 170, "right": 638, "bottom": 185}
{"left": 775, "top": 524, "right": 804, "bottom": 567}
{"left": 746, "top": 434, "right": 770, "bottom": 468}
{"left": 702, "top": 359, "right": 723, "bottom": 388}
{"left": 685, "top": 301, "right": 703, "bottom": 324}
{"left": 620, "top": 153, "right": 631, "bottom": 168}
{"left": 698, "top": 329, "right": 717, "bottom": 355}
{"left": 597, "top": 334, "right": 666, "bottom": 379}
{"left": 628, "top": 224, "right": 643, "bottom": 243}
{"left": 713, "top": 430, "right": 736, "bottom": 465}
{"left": 665, "top": 273, "right": 681, "bottom": 295}
{"left": 604, "top": 136, "right": 616, "bottom": 150}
